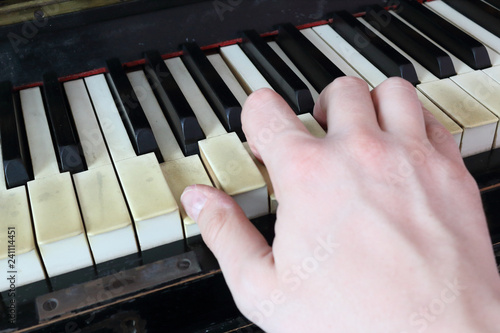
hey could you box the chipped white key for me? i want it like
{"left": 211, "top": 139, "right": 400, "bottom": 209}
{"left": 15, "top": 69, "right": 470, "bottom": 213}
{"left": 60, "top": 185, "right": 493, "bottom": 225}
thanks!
{"left": 0, "top": 144, "right": 45, "bottom": 291}
{"left": 450, "top": 70, "right": 500, "bottom": 148}
{"left": 417, "top": 79, "right": 498, "bottom": 157}
{"left": 268, "top": 41, "right": 320, "bottom": 102}
{"left": 199, "top": 132, "right": 268, "bottom": 218}
{"left": 20, "top": 87, "right": 93, "bottom": 277}
{"left": 220, "top": 44, "right": 274, "bottom": 93}
{"left": 301, "top": 28, "right": 366, "bottom": 82}
{"left": 161, "top": 155, "right": 213, "bottom": 238}
{"left": 311, "top": 24, "right": 387, "bottom": 87}
{"left": 207, "top": 53, "right": 249, "bottom": 106}
{"left": 85, "top": 74, "right": 182, "bottom": 251}
{"left": 65, "top": 79, "right": 137, "bottom": 263}
{"left": 426, "top": 1, "right": 500, "bottom": 64}
{"left": 417, "top": 91, "right": 463, "bottom": 147}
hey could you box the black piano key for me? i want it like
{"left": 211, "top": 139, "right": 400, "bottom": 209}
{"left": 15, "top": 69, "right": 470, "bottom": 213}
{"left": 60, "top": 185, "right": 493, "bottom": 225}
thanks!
{"left": 180, "top": 43, "right": 244, "bottom": 139}
{"left": 364, "top": 5, "right": 456, "bottom": 79}
{"left": 0, "top": 82, "right": 32, "bottom": 188}
{"left": 442, "top": 0, "right": 500, "bottom": 38}
{"left": 329, "top": 10, "right": 419, "bottom": 85}
{"left": 396, "top": 0, "right": 491, "bottom": 70}
{"left": 275, "top": 23, "right": 345, "bottom": 92}
{"left": 239, "top": 30, "right": 314, "bottom": 114}
{"left": 485, "top": 0, "right": 500, "bottom": 9}
{"left": 105, "top": 58, "right": 162, "bottom": 160}
{"left": 143, "top": 51, "right": 205, "bottom": 156}
{"left": 42, "top": 73, "right": 86, "bottom": 174}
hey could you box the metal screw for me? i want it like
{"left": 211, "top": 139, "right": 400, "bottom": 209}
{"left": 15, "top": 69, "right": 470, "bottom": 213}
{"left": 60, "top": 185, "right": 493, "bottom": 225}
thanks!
{"left": 177, "top": 258, "right": 191, "bottom": 270}
{"left": 42, "top": 298, "right": 58, "bottom": 312}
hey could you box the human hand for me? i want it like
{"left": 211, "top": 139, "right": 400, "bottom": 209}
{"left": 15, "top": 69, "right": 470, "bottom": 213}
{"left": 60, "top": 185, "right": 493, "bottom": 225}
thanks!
{"left": 181, "top": 77, "right": 500, "bottom": 332}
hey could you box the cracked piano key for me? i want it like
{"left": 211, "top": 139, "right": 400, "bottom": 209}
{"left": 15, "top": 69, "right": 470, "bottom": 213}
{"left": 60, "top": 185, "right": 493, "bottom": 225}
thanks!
{"left": 20, "top": 86, "right": 93, "bottom": 277}
{"left": 85, "top": 74, "right": 182, "bottom": 251}
{"left": 219, "top": 44, "right": 274, "bottom": 94}
{"left": 329, "top": 10, "right": 419, "bottom": 85}
{"left": 0, "top": 145, "right": 45, "bottom": 291}
{"left": 0, "top": 81, "right": 32, "bottom": 188}
{"left": 442, "top": 0, "right": 500, "bottom": 38}
{"left": 450, "top": 71, "right": 500, "bottom": 149}
{"left": 105, "top": 58, "right": 161, "bottom": 159}
{"left": 426, "top": 1, "right": 500, "bottom": 61}
{"left": 311, "top": 25, "right": 387, "bottom": 87}
{"left": 267, "top": 41, "right": 319, "bottom": 102}
{"left": 396, "top": 0, "right": 491, "bottom": 70}
{"left": 206, "top": 53, "right": 248, "bottom": 106}
{"left": 417, "top": 78, "right": 498, "bottom": 157}
{"left": 165, "top": 57, "right": 268, "bottom": 217}
{"left": 144, "top": 50, "right": 204, "bottom": 156}
{"left": 42, "top": 72, "right": 86, "bottom": 174}
{"left": 181, "top": 43, "right": 244, "bottom": 137}
{"left": 364, "top": 5, "right": 456, "bottom": 79}
{"left": 239, "top": 30, "right": 314, "bottom": 114}
{"left": 276, "top": 23, "right": 345, "bottom": 92}
{"left": 64, "top": 79, "right": 138, "bottom": 263}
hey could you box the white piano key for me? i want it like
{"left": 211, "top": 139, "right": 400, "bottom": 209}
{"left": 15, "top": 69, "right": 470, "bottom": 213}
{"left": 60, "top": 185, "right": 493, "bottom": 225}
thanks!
{"left": 417, "top": 79, "right": 498, "bottom": 157}
{"left": 85, "top": 74, "right": 182, "bottom": 251}
{"left": 127, "top": 69, "right": 185, "bottom": 162}
{"left": 267, "top": 41, "right": 320, "bottom": 102}
{"left": 389, "top": 10, "right": 474, "bottom": 75}
{"left": 64, "top": 78, "right": 137, "bottom": 263}
{"left": 484, "top": 66, "right": 500, "bottom": 84}
{"left": 19, "top": 87, "right": 60, "bottom": 178}
{"left": 0, "top": 144, "right": 45, "bottom": 291}
{"left": 165, "top": 57, "right": 227, "bottom": 138}
{"left": 298, "top": 113, "right": 327, "bottom": 138}
{"left": 311, "top": 24, "right": 387, "bottom": 87}
{"left": 220, "top": 44, "right": 274, "bottom": 93}
{"left": 207, "top": 53, "right": 248, "bottom": 106}
{"left": 84, "top": 74, "right": 137, "bottom": 162}
{"left": 72, "top": 164, "right": 137, "bottom": 263}
{"left": 300, "top": 28, "right": 366, "bottom": 82}
{"left": 199, "top": 132, "right": 268, "bottom": 218}
{"left": 357, "top": 17, "right": 439, "bottom": 84}
{"left": 450, "top": 70, "right": 500, "bottom": 148}
{"left": 28, "top": 172, "right": 93, "bottom": 277}
{"left": 417, "top": 90, "right": 463, "bottom": 147}
{"left": 114, "top": 153, "right": 182, "bottom": 250}
{"left": 19, "top": 86, "right": 93, "bottom": 277}
{"left": 64, "top": 80, "right": 111, "bottom": 170}
{"left": 160, "top": 155, "right": 213, "bottom": 238}
{"left": 426, "top": 1, "right": 500, "bottom": 64}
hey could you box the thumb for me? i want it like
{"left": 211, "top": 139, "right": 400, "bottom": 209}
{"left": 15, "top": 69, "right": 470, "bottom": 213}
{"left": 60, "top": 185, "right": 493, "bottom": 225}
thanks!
{"left": 181, "top": 184, "right": 275, "bottom": 303}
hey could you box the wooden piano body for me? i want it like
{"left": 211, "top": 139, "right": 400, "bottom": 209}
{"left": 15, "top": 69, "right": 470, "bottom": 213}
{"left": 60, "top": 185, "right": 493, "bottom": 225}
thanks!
{"left": 1, "top": 0, "right": 500, "bottom": 331}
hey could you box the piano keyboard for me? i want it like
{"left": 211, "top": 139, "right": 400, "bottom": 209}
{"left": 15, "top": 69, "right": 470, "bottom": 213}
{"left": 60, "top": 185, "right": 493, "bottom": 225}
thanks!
{"left": 2, "top": 0, "right": 500, "bottom": 323}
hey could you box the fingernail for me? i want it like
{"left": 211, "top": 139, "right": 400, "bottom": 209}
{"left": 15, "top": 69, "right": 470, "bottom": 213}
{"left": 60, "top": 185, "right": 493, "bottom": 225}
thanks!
{"left": 181, "top": 186, "right": 208, "bottom": 222}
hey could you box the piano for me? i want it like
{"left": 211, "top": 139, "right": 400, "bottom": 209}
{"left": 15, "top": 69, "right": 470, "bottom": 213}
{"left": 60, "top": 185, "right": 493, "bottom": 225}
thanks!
{"left": 1, "top": 0, "right": 500, "bottom": 331}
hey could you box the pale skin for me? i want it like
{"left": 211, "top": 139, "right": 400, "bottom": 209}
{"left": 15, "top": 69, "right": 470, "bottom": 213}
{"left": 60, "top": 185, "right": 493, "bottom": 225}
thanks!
{"left": 180, "top": 77, "right": 500, "bottom": 332}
